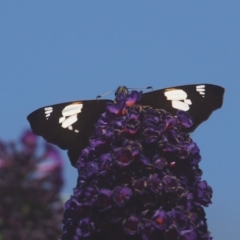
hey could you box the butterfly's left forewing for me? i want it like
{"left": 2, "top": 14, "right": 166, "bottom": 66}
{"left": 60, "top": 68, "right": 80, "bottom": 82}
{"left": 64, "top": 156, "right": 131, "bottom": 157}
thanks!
{"left": 27, "top": 99, "right": 113, "bottom": 166}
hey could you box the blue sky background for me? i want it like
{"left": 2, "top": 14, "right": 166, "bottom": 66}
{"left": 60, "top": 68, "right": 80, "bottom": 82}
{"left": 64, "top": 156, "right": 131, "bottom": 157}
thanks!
{"left": 0, "top": 1, "right": 239, "bottom": 239}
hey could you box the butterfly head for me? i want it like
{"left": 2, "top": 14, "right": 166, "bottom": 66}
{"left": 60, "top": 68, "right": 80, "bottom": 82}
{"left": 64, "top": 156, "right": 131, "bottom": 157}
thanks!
{"left": 115, "top": 86, "right": 129, "bottom": 101}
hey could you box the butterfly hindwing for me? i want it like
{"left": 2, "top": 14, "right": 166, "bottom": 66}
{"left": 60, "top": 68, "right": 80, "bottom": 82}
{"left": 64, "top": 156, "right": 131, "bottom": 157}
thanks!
{"left": 139, "top": 84, "right": 224, "bottom": 131}
{"left": 27, "top": 99, "right": 113, "bottom": 165}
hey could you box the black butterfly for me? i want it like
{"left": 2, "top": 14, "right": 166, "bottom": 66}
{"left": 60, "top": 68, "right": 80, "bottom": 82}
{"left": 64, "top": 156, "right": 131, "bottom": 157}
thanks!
{"left": 27, "top": 84, "right": 224, "bottom": 167}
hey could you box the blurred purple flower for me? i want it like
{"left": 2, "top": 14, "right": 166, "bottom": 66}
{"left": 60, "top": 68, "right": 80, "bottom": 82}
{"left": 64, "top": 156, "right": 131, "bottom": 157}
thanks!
{"left": 0, "top": 130, "right": 64, "bottom": 240}
{"left": 62, "top": 90, "right": 213, "bottom": 240}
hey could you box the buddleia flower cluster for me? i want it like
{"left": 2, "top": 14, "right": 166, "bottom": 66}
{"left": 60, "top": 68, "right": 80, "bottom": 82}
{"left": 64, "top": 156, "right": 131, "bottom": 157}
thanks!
{"left": 62, "top": 90, "right": 213, "bottom": 240}
{"left": 0, "top": 131, "right": 64, "bottom": 240}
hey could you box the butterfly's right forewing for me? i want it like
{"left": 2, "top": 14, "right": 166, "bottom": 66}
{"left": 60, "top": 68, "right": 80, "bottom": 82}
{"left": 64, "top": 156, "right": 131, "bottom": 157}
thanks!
{"left": 139, "top": 84, "right": 224, "bottom": 132}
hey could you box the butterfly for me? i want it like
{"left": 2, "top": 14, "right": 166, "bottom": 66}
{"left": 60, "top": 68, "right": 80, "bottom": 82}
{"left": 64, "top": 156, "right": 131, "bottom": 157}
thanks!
{"left": 27, "top": 84, "right": 224, "bottom": 167}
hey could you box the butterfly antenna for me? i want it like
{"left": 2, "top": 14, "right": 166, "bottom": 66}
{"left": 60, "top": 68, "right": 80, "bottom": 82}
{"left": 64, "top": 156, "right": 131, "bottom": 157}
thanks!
{"left": 128, "top": 86, "right": 153, "bottom": 91}
{"left": 96, "top": 89, "right": 116, "bottom": 99}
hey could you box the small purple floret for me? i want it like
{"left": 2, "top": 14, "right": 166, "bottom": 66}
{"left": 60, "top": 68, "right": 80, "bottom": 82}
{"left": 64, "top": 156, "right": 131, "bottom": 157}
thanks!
{"left": 151, "top": 209, "right": 169, "bottom": 230}
{"left": 112, "top": 186, "right": 132, "bottom": 207}
{"left": 76, "top": 218, "right": 93, "bottom": 237}
{"left": 177, "top": 110, "right": 194, "bottom": 129}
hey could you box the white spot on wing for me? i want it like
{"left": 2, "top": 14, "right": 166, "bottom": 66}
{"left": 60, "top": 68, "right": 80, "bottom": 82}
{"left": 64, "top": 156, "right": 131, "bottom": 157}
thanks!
{"left": 45, "top": 110, "right": 52, "bottom": 114}
{"left": 164, "top": 89, "right": 191, "bottom": 111}
{"left": 61, "top": 115, "right": 78, "bottom": 128}
{"left": 62, "top": 104, "right": 83, "bottom": 116}
{"left": 184, "top": 99, "right": 192, "bottom": 105}
{"left": 59, "top": 116, "right": 65, "bottom": 124}
{"left": 44, "top": 107, "right": 53, "bottom": 120}
{"left": 164, "top": 89, "right": 187, "bottom": 101}
{"left": 59, "top": 102, "right": 83, "bottom": 133}
{"left": 196, "top": 85, "right": 206, "bottom": 97}
{"left": 172, "top": 100, "right": 190, "bottom": 111}
{"left": 196, "top": 85, "right": 205, "bottom": 89}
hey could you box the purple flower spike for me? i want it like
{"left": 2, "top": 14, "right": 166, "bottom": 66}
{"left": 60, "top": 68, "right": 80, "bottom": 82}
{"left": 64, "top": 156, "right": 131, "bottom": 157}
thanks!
{"left": 62, "top": 89, "right": 214, "bottom": 240}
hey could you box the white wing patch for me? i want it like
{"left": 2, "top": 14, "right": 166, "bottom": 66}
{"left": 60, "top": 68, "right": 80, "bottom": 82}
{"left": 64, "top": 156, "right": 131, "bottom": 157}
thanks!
{"left": 44, "top": 107, "right": 53, "bottom": 119}
{"left": 59, "top": 103, "right": 83, "bottom": 131}
{"left": 196, "top": 85, "right": 206, "bottom": 97}
{"left": 164, "top": 89, "right": 192, "bottom": 111}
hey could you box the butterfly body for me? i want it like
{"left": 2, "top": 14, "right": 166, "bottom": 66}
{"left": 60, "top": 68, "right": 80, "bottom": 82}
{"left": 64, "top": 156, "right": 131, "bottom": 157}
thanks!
{"left": 27, "top": 84, "right": 224, "bottom": 167}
